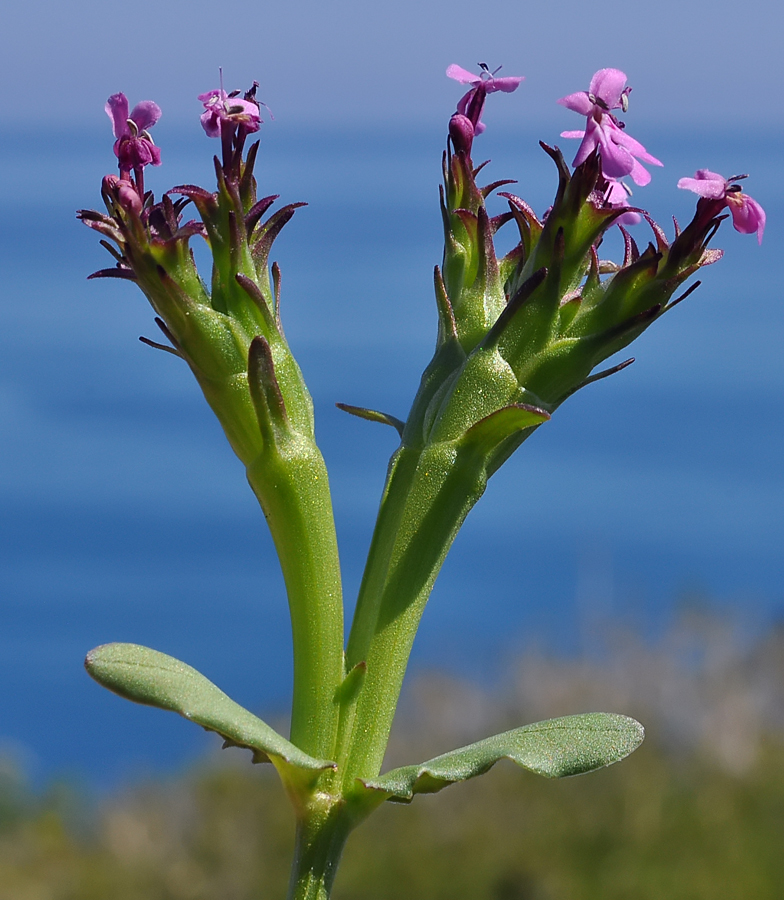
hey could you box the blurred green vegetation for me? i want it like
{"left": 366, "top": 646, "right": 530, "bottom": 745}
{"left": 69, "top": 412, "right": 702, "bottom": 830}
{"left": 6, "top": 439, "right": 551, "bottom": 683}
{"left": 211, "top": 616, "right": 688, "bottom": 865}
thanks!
{"left": 4, "top": 611, "right": 784, "bottom": 899}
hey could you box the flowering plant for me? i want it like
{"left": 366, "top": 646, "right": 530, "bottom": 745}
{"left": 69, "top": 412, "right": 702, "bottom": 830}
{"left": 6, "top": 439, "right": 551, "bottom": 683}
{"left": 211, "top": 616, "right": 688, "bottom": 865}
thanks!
{"left": 78, "top": 65, "right": 763, "bottom": 900}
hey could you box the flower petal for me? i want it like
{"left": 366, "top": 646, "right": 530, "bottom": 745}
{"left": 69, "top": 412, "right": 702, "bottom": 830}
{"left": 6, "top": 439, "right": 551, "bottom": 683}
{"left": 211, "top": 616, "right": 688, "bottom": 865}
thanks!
{"left": 604, "top": 180, "right": 628, "bottom": 204}
{"left": 572, "top": 118, "right": 602, "bottom": 168}
{"left": 446, "top": 64, "right": 480, "bottom": 85}
{"left": 455, "top": 89, "right": 473, "bottom": 117}
{"left": 694, "top": 168, "right": 726, "bottom": 183}
{"left": 129, "top": 100, "right": 162, "bottom": 132}
{"left": 677, "top": 171, "right": 727, "bottom": 199}
{"left": 198, "top": 89, "right": 226, "bottom": 104}
{"left": 200, "top": 109, "right": 222, "bottom": 138}
{"left": 615, "top": 209, "right": 642, "bottom": 225}
{"left": 589, "top": 69, "right": 628, "bottom": 109}
{"left": 105, "top": 93, "right": 130, "bottom": 140}
{"left": 557, "top": 91, "right": 594, "bottom": 116}
{"left": 596, "top": 124, "right": 635, "bottom": 178}
{"left": 729, "top": 194, "right": 766, "bottom": 243}
{"left": 486, "top": 75, "right": 524, "bottom": 93}
{"left": 627, "top": 156, "right": 652, "bottom": 186}
{"left": 611, "top": 128, "right": 662, "bottom": 166}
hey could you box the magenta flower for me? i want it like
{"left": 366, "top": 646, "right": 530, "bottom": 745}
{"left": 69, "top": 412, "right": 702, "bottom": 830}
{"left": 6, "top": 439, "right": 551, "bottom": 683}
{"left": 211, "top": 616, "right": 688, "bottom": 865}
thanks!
{"left": 198, "top": 89, "right": 262, "bottom": 138}
{"left": 558, "top": 69, "right": 661, "bottom": 186}
{"left": 678, "top": 170, "right": 765, "bottom": 243}
{"left": 105, "top": 94, "right": 162, "bottom": 174}
{"left": 447, "top": 63, "right": 523, "bottom": 137}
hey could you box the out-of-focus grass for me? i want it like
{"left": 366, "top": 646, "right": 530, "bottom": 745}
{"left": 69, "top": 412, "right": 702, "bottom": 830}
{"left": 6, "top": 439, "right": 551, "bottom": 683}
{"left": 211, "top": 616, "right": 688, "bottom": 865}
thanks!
{"left": 3, "top": 611, "right": 784, "bottom": 899}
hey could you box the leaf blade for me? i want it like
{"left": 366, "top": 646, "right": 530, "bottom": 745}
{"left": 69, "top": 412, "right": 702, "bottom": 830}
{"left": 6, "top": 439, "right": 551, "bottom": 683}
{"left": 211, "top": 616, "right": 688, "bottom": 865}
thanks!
{"left": 362, "top": 713, "right": 644, "bottom": 802}
{"left": 85, "top": 643, "right": 335, "bottom": 782}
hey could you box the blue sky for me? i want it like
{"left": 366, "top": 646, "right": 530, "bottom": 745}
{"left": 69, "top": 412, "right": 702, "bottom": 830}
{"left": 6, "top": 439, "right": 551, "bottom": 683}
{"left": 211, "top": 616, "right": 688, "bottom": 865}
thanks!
{"left": 3, "top": 0, "right": 782, "bottom": 129}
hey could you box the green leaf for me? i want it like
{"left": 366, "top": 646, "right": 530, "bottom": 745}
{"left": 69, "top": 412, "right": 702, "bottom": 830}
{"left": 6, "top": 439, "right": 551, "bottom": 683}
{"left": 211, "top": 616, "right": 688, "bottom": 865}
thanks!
{"left": 361, "top": 713, "right": 644, "bottom": 803}
{"left": 85, "top": 643, "right": 335, "bottom": 787}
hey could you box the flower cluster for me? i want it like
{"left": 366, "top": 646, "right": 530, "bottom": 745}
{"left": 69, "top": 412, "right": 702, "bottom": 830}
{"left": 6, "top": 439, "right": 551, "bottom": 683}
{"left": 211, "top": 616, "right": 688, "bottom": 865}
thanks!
{"left": 438, "top": 63, "right": 766, "bottom": 416}
{"left": 78, "top": 78, "right": 312, "bottom": 469}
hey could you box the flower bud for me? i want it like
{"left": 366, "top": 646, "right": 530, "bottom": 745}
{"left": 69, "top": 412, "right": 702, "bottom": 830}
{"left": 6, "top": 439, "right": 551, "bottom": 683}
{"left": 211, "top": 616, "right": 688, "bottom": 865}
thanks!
{"left": 102, "top": 174, "right": 143, "bottom": 215}
{"left": 448, "top": 114, "right": 475, "bottom": 156}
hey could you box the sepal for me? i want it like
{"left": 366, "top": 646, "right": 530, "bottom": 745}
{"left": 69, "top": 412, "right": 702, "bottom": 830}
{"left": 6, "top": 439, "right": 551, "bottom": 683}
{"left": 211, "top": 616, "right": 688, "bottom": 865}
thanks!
{"left": 245, "top": 194, "right": 280, "bottom": 235}
{"left": 433, "top": 266, "right": 458, "bottom": 345}
{"left": 482, "top": 178, "right": 517, "bottom": 199}
{"left": 87, "top": 265, "right": 137, "bottom": 281}
{"left": 483, "top": 267, "right": 547, "bottom": 349}
{"left": 335, "top": 403, "right": 405, "bottom": 436}
{"left": 458, "top": 403, "right": 550, "bottom": 460}
{"left": 513, "top": 145, "right": 624, "bottom": 293}
{"left": 499, "top": 192, "right": 543, "bottom": 271}
{"left": 568, "top": 244, "right": 662, "bottom": 338}
{"left": 440, "top": 148, "right": 509, "bottom": 352}
{"left": 248, "top": 335, "right": 289, "bottom": 444}
{"left": 250, "top": 202, "right": 308, "bottom": 276}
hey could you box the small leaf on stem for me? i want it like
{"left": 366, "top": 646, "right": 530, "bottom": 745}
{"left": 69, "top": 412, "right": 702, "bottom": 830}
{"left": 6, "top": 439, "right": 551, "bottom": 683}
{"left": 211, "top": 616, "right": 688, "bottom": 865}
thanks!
{"left": 361, "top": 713, "right": 644, "bottom": 802}
{"left": 85, "top": 643, "right": 335, "bottom": 783}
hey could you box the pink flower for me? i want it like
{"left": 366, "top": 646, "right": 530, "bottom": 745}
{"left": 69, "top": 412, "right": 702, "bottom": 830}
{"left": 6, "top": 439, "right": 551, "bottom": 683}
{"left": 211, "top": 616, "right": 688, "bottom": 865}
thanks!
{"left": 558, "top": 69, "right": 661, "bottom": 186}
{"left": 198, "top": 88, "right": 261, "bottom": 138}
{"left": 447, "top": 63, "right": 523, "bottom": 136}
{"left": 678, "top": 170, "right": 765, "bottom": 243}
{"left": 105, "top": 93, "right": 162, "bottom": 173}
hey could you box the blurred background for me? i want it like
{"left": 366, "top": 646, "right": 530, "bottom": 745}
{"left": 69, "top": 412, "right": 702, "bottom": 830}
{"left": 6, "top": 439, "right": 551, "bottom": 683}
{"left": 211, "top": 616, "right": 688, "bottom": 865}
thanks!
{"left": 1, "top": 0, "right": 783, "bottom": 895}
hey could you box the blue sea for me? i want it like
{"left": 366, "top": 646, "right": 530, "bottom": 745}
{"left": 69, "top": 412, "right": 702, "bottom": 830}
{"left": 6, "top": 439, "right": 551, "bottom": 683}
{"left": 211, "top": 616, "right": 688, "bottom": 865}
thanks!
{"left": 1, "top": 122, "right": 782, "bottom": 787}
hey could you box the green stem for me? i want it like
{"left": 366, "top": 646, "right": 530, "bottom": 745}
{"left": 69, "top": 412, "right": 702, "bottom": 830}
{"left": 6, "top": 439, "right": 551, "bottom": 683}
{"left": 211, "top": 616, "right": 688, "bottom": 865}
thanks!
{"left": 341, "top": 440, "right": 486, "bottom": 784}
{"left": 286, "top": 804, "right": 353, "bottom": 900}
{"left": 247, "top": 437, "right": 344, "bottom": 761}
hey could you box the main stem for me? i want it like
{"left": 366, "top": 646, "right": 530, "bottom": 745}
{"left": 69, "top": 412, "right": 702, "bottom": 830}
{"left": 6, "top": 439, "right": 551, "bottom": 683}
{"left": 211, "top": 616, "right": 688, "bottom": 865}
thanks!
{"left": 286, "top": 802, "right": 354, "bottom": 900}
{"left": 247, "top": 439, "right": 344, "bottom": 762}
{"left": 340, "top": 440, "right": 487, "bottom": 785}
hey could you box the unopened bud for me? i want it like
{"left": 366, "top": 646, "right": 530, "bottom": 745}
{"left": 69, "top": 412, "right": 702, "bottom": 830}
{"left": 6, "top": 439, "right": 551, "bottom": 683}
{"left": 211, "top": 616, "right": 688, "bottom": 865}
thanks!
{"left": 449, "top": 113, "right": 475, "bottom": 156}
{"left": 102, "top": 174, "right": 143, "bottom": 215}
